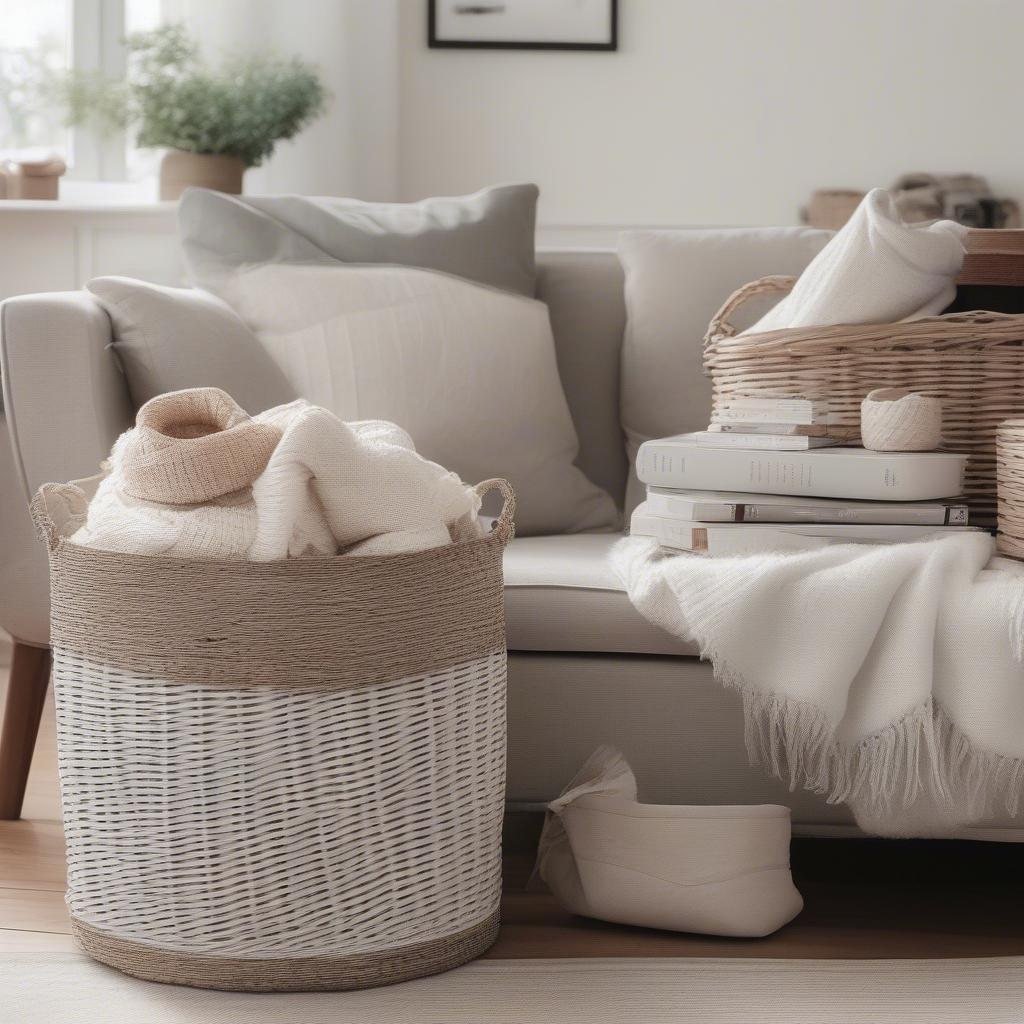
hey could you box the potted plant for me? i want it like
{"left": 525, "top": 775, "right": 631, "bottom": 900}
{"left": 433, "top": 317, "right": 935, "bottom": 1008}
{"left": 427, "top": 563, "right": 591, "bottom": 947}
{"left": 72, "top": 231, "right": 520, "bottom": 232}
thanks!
{"left": 58, "top": 25, "right": 327, "bottom": 199}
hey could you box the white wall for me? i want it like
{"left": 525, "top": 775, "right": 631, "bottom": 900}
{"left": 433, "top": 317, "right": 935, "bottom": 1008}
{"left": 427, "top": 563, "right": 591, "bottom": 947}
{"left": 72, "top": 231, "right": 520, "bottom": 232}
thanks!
{"left": 397, "top": 0, "right": 1024, "bottom": 228}
{"left": 166, "top": 0, "right": 400, "bottom": 199}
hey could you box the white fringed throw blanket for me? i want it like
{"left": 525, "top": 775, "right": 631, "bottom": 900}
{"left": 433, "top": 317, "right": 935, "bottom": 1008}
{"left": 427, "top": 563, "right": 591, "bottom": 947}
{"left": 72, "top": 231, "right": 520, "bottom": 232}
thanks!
{"left": 613, "top": 535, "right": 1024, "bottom": 836}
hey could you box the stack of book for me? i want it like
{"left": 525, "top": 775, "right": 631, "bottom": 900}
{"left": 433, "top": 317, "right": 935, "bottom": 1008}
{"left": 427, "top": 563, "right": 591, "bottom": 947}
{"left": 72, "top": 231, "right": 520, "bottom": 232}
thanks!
{"left": 688, "top": 397, "right": 843, "bottom": 451}
{"left": 632, "top": 398, "right": 974, "bottom": 556}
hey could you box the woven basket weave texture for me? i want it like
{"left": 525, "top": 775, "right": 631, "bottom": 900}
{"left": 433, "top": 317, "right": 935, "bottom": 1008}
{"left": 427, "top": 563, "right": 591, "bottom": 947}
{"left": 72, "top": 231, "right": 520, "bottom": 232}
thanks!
{"left": 997, "top": 421, "right": 1024, "bottom": 558}
{"left": 705, "top": 276, "right": 1024, "bottom": 525}
{"left": 33, "top": 478, "right": 514, "bottom": 992}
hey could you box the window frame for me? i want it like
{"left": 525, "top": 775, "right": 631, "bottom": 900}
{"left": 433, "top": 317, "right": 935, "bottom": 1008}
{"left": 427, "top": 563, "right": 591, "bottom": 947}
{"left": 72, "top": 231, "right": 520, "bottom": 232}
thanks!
{"left": 66, "top": 0, "right": 127, "bottom": 181}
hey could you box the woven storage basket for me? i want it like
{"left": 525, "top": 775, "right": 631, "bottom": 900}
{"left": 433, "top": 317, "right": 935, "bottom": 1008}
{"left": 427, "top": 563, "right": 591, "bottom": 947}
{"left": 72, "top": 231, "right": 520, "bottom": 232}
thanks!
{"left": 31, "top": 478, "right": 514, "bottom": 993}
{"left": 997, "top": 420, "right": 1024, "bottom": 558}
{"left": 704, "top": 276, "right": 1024, "bottom": 526}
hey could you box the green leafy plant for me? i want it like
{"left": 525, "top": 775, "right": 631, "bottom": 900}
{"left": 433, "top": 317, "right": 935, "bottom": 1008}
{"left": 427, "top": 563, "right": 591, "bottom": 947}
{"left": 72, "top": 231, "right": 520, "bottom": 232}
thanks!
{"left": 58, "top": 24, "right": 327, "bottom": 167}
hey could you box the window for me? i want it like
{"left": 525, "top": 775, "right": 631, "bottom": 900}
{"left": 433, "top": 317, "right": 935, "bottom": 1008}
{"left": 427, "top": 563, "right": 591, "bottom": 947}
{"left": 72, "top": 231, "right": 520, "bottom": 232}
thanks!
{"left": 0, "top": 0, "right": 72, "bottom": 159}
{"left": 1, "top": 0, "right": 163, "bottom": 183}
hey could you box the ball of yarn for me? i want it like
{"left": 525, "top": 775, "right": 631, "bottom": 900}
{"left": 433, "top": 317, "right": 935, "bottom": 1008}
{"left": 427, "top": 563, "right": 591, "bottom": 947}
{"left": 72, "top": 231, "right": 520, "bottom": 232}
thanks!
{"left": 860, "top": 388, "right": 942, "bottom": 452}
{"left": 997, "top": 420, "right": 1024, "bottom": 559}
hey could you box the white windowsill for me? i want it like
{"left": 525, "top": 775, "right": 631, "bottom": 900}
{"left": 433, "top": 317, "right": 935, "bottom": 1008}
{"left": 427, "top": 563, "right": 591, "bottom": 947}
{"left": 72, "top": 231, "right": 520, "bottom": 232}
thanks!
{"left": 0, "top": 178, "right": 174, "bottom": 213}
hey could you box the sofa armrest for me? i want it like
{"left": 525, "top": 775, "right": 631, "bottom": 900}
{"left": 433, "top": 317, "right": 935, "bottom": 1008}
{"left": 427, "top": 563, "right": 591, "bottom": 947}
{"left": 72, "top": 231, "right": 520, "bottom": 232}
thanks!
{"left": 1, "top": 291, "right": 132, "bottom": 499}
{"left": 0, "top": 291, "right": 132, "bottom": 645}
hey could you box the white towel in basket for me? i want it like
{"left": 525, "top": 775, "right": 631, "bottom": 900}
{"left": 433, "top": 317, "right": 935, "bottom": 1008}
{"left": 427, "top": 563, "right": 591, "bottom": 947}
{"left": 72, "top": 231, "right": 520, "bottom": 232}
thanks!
{"left": 747, "top": 188, "right": 968, "bottom": 334}
{"left": 249, "top": 400, "right": 480, "bottom": 561}
{"left": 71, "top": 388, "right": 481, "bottom": 559}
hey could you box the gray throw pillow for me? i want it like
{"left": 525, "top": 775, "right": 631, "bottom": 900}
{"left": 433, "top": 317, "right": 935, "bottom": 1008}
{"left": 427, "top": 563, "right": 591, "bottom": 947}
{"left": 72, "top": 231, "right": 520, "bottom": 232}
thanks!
{"left": 178, "top": 183, "right": 539, "bottom": 297}
{"left": 87, "top": 277, "right": 295, "bottom": 414}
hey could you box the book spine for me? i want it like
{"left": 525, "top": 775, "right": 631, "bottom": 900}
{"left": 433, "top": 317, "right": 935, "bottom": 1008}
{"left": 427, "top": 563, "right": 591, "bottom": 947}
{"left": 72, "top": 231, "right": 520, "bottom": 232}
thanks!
{"left": 691, "top": 432, "right": 811, "bottom": 450}
{"left": 629, "top": 510, "right": 701, "bottom": 550}
{"left": 632, "top": 510, "right": 978, "bottom": 554}
{"left": 644, "top": 490, "right": 739, "bottom": 521}
{"left": 741, "top": 503, "right": 963, "bottom": 525}
{"left": 636, "top": 443, "right": 965, "bottom": 501}
{"left": 714, "top": 406, "right": 820, "bottom": 425}
{"left": 645, "top": 489, "right": 967, "bottom": 525}
{"left": 710, "top": 423, "right": 829, "bottom": 436}
{"left": 630, "top": 511, "right": 830, "bottom": 554}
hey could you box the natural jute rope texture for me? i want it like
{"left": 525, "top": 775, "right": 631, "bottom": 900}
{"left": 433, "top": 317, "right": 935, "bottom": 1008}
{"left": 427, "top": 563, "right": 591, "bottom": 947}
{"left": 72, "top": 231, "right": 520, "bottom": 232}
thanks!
{"left": 33, "top": 480, "right": 513, "bottom": 688}
{"left": 34, "top": 479, "right": 514, "bottom": 992}
{"left": 705, "top": 276, "right": 1024, "bottom": 526}
{"left": 997, "top": 421, "right": 1024, "bottom": 558}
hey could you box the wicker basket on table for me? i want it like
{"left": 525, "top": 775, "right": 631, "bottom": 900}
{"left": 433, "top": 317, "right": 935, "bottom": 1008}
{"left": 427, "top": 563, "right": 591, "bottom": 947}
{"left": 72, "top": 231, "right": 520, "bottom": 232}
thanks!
{"left": 31, "top": 478, "right": 515, "bottom": 993}
{"left": 703, "top": 275, "right": 1024, "bottom": 526}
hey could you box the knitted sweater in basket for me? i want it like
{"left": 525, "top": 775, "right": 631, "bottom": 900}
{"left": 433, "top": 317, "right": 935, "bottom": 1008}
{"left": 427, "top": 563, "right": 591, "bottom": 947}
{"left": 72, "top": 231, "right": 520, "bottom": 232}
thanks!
{"left": 71, "top": 388, "right": 481, "bottom": 559}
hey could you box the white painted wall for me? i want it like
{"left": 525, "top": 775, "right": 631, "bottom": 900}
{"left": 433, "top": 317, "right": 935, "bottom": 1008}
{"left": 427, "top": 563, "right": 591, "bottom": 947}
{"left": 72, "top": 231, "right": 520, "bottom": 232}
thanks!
{"left": 397, "top": 0, "right": 1024, "bottom": 227}
{"left": 164, "top": 0, "right": 400, "bottom": 199}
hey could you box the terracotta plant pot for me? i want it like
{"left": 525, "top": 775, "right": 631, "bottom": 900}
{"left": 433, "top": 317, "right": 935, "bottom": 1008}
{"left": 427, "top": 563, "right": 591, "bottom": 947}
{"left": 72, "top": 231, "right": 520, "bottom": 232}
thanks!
{"left": 159, "top": 151, "right": 245, "bottom": 201}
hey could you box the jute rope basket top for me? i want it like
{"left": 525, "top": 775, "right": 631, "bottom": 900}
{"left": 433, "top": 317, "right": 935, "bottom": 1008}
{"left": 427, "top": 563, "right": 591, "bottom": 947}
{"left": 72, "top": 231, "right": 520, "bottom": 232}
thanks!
{"left": 32, "top": 478, "right": 514, "bottom": 993}
{"left": 704, "top": 276, "right": 1024, "bottom": 526}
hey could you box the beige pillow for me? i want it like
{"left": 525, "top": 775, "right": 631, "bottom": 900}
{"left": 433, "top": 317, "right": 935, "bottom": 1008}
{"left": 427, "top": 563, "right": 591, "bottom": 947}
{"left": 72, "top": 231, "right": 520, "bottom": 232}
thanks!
{"left": 618, "top": 228, "right": 832, "bottom": 512}
{"left": 217, "top": 262, "right": 619, "bottom": 536}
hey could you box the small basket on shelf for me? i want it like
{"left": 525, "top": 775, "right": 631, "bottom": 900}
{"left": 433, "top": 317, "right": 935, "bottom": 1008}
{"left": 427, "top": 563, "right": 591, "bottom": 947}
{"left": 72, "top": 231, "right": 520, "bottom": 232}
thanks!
{"left": 704, "top": 275, "right": 1024, "bottom": 526}
{"left": 997, "top": 421, "right": 1024, "bottom": 558}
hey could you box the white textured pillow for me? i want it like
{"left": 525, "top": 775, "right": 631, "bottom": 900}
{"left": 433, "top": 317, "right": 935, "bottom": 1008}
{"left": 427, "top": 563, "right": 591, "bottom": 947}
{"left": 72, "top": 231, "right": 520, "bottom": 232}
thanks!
{"left": 219, "top": 263, "right": 619, "bottom": 536}
{"left": 619, "top": 228, "right": 833, "bottom": 512}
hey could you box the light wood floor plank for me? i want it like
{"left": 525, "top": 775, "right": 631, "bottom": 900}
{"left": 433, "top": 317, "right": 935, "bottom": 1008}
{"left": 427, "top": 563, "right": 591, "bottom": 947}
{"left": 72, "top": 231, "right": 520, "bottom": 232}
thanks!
{"left": 0, "top": 929, "right": 76, "bottom": 953}
{"left": 0, "top": 821, "right": 66, "bottom": 891}
{"left": 0, "top": 887, "right": 69, "bottom": 934}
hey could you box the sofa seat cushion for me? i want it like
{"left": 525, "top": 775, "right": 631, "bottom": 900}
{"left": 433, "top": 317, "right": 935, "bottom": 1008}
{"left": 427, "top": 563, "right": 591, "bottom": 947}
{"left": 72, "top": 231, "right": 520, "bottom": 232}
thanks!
{"left": 503, "top": 534, "right": 697, "bottom": 657}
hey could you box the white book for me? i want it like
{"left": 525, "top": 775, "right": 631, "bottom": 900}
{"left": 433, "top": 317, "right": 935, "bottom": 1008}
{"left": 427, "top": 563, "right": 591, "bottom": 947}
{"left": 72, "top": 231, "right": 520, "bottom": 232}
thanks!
{"left": 680, "top": 431, "right": 839, "bottom": 451}
{"left": 636, "top": 437, "right": 967, "bottom": 502}
{"left": 714, "top": 398, "right": 831, "bottom": 426}
{"left": 630, "top": 503, "right": 979, "bottom": 556}
{"left": 709, "top": 422, "right": 832, "bottom": 437}
{"left": 644, "top": 488, "right": 970, "bottom": 526}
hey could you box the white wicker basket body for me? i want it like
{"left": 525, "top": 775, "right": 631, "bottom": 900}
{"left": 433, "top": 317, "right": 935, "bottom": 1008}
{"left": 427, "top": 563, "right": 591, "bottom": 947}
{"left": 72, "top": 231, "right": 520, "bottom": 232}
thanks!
{"left": 704, "top": 276, "right": 1024, "bottom": 526}
{"left": 33, "top": 479, "right": 514, "bottom": 993}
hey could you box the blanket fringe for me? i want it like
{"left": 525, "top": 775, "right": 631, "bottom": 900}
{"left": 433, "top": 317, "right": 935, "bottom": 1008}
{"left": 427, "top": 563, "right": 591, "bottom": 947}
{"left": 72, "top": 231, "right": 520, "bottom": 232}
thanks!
{"left": 721, "top": 671, "right": 1024, "bottom": 821}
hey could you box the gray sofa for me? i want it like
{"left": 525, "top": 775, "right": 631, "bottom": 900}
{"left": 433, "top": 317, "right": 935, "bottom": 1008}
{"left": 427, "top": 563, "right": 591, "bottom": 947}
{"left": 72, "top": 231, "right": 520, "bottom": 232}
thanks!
{"left": 2, "top": 251, "right": 1020, "bottom": 838}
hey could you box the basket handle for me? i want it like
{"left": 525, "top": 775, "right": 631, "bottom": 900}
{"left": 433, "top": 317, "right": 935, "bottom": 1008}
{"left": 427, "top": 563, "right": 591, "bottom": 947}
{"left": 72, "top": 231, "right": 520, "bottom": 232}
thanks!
{"left": 30, "top": 481, "right": 90, "bottom": 553}
{"left": 703, "top": 275, "right": 798, "bottom": 349}
{"left": 475, "top": 478, "right": 516, "bottom": 545}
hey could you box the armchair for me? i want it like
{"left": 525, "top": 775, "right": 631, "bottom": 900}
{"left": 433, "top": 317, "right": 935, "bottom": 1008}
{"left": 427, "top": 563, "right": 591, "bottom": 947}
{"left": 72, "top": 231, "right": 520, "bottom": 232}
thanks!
{"left": 0, "top": 292, "right": 132, "bottom": 816}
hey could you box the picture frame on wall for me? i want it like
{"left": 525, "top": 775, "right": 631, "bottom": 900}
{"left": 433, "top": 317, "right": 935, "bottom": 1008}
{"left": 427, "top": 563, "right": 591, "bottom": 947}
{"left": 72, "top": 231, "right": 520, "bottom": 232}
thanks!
{"left": 428, "top": 0, "right": 618, "bottom": 52}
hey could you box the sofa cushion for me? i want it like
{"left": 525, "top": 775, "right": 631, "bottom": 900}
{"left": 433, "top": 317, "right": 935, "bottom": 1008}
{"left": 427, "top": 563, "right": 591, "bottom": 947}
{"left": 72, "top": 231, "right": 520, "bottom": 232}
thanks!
{"left": 503, "top": 534, "right": 697, "bottom": 657}
{"left": 535, "top": 251, "right": 628, "bottom": 508}
{"left": 180, "top": 183, "right": 540, "bottom": 297}
{"left": 87, "top": 277, "right": 295, "bottom": 414}
{"left": 618, "top": 228, "right": 832, "bottom": 512}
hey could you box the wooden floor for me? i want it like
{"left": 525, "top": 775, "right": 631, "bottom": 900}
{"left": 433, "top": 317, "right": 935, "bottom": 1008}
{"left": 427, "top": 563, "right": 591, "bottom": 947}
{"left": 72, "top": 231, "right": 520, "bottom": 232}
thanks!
{"left": 2, "top": 632, "right": 1024, "bottom": 960}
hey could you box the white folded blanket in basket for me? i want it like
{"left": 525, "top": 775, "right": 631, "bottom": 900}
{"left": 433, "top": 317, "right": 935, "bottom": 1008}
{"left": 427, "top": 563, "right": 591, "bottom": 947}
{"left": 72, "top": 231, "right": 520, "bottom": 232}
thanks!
{"left": 613, "top": 534, "right": 1024, "bottom": 837}
{"left": 746, "top": 188, "right": 968, "bottom": 334}
{"left": 71, "top": 388, "right": 480, "bottom": 559}
{"left": 248, "top": 400, "right": 480, "bottom": 560}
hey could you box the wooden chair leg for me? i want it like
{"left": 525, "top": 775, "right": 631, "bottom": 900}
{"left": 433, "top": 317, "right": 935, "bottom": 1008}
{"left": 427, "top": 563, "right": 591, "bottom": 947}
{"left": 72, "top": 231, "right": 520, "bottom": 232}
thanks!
{"left": 0, "top": 642, "right": 52, "bottom": 820}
